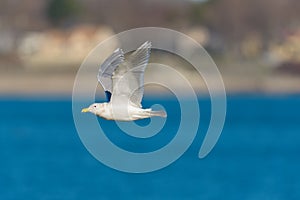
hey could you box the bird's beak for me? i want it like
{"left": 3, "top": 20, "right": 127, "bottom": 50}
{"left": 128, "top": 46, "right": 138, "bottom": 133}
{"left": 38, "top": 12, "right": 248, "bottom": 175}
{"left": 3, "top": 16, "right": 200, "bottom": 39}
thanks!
{"left": 81, "top": 108, "right": 89, "bottom": 113}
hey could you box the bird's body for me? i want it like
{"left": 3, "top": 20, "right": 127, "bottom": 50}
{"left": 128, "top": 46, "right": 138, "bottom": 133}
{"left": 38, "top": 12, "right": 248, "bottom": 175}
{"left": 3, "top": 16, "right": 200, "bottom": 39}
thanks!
{"left": 87, "top": 101, "right": 164, "bottom": 121}
{"left": 81, "top": 41, "right": 167, "bottom": 121}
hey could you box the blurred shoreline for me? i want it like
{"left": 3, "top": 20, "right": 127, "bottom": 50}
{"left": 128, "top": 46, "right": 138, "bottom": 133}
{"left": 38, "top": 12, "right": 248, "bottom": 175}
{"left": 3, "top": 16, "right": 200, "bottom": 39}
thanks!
{"left": 1, "top": 0, "right": 300, "bottom": 97}
{"left": 1, "top": 65, "right": 300, "bottom": 97}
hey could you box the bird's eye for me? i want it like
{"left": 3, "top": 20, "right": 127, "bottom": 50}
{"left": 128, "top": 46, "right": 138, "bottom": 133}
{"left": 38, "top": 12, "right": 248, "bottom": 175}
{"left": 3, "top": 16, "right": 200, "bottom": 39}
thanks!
{"left": 93, "top": 105, "right": 96, "bottom": 108}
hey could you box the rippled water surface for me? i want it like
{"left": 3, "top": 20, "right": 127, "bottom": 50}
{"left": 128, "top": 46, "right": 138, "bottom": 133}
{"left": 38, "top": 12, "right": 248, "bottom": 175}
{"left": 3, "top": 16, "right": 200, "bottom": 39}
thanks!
{"left": 1, "top": 95, "right": 300, "bottom": 199}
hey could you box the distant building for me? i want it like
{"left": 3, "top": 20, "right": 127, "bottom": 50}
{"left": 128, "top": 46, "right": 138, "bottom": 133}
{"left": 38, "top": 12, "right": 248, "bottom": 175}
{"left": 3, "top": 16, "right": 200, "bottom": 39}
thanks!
{"left": 17, "top": 25, "right": 115, "bottom": 71}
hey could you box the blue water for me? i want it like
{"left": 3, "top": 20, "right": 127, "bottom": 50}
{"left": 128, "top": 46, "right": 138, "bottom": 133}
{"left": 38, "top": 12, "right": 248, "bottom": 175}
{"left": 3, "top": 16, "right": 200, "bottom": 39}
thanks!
{"left": 1, "top": 95, "right": 300, "bottom": 199}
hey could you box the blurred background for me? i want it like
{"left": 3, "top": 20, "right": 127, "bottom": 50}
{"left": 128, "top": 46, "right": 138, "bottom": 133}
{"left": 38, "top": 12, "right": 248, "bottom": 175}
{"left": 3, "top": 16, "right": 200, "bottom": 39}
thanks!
{"left": 1, "top": 0, "right": 300, "bottom": 94}
{"left": 1, "top": 0, "right": 300, "bottom": 199}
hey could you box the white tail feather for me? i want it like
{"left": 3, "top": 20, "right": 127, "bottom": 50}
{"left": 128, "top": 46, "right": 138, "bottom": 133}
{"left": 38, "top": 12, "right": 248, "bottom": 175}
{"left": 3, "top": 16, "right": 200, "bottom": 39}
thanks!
{"left": 149, "top": 110, "right": 167, "bottom": 118}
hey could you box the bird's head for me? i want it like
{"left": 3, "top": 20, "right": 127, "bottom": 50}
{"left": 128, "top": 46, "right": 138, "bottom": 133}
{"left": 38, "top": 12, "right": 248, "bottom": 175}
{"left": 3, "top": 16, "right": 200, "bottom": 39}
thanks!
{"left": 81, "top": 103, "right": 105, "bottom": 115}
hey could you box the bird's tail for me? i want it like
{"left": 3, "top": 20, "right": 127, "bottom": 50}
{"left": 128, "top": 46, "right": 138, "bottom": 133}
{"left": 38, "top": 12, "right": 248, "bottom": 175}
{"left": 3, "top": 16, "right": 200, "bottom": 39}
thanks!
{"left": 149, "top": 110, "right": 167, "bottom": 118}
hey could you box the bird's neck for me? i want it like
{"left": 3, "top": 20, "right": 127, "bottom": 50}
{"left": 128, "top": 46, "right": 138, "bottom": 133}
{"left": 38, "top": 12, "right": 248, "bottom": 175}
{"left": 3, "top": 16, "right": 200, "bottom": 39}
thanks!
{"left": 96, "top": 102, "right": 112, "bottom": 119}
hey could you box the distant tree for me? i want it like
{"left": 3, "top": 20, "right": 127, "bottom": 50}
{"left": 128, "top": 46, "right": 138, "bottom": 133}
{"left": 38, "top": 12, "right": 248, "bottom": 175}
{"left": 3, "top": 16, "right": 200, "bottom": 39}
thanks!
{"left": 188, "top": 0, "right": 217, "bottom": 25}
{"left": 47, "top": 0, "right": 81, "bottom": 26}
{"left": 197, "top": 0, "right": 300, "bottom": 57}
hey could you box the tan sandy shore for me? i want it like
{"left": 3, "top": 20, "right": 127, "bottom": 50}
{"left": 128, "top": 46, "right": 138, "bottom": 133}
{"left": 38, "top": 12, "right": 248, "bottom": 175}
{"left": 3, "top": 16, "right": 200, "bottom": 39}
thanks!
{"left": 1, "top": 70, "right": 300, "bottom": 97}
{"left": 0, "top": 72, "right": 76, "bottom": 96}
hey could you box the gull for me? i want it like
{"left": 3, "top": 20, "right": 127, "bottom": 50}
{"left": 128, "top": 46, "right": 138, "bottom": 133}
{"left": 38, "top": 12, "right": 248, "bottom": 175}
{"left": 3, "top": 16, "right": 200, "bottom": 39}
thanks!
{"left": 81, "top": 41, "right": 167, "bottom": 121}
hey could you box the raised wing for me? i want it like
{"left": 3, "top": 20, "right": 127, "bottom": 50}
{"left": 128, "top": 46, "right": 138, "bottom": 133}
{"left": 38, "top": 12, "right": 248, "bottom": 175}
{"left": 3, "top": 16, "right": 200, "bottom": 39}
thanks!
{"left": 111, "top": 41, "right": 151, "bottom": 107}
{"left": 97, "top": 48, "right": 124, "bottom": 101}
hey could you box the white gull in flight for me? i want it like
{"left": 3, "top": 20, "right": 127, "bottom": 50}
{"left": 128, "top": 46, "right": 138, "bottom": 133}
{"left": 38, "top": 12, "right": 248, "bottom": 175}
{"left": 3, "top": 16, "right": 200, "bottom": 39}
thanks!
{"left": 81, "top": 41, "right": 167, "bottom": 121}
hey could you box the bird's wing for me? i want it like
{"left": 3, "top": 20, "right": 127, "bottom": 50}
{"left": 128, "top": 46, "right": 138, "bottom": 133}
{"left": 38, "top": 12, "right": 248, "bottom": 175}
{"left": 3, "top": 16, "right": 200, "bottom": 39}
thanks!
{"left": 97, "top": 48, "right": 124, "bottom": 101}
{"left": 111, "top": 41, "right": 151, "bottom": 107}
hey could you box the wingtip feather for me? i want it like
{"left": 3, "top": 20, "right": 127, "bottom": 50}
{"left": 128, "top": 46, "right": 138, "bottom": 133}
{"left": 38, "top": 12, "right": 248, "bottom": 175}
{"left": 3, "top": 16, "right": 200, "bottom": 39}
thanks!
{"left": 140, "top": 41, "right": 152, "bottom": 49}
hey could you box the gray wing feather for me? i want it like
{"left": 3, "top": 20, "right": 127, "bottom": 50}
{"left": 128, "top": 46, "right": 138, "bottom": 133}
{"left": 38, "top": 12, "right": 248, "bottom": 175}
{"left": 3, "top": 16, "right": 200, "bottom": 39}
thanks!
{"left": 97, "top": 48, "right": 124, "bottom": 92}
{"left": 112, "top": 41, "right": 151, "bottom": 107}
